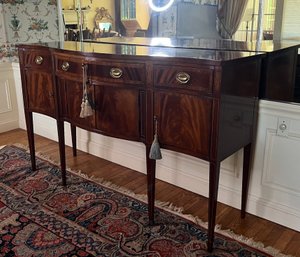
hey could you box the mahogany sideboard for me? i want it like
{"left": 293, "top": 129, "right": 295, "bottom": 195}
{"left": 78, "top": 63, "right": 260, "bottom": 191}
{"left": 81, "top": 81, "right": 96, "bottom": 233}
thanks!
{"left": 18, "top": 41, "right": 264, "bottom": 252}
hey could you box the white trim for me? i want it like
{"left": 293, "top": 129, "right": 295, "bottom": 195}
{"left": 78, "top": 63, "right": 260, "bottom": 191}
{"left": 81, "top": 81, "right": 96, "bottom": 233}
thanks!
{"left": 0, "top": 120, "right": 19, "bottom": 133}
{"left": 0, "top": 79, "right": 12, "bottom": 113}
{"left": 57, "top": 0, "right": 65, "bottom": 42}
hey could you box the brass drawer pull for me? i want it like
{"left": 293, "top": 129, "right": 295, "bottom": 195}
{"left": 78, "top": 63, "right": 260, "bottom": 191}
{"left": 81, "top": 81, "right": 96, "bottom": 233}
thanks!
{"left": 61, "top": 61, "right": 70, "bottom": 71}
{"left": 35, "top": 55, "right": 43, "bottom": 65}
{"left": 176, "top": 72, "right": 190, "bottom": 84}
{"left": 110, "top": 67, "right": 123, "bottom": 79}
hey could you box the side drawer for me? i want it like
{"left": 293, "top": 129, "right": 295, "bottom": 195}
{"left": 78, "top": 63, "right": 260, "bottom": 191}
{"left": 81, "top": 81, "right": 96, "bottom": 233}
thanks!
{"left": 89, "top": 61, "right": 146, "bottom": 85}
{"left": 55, "top": 56, "right": 84, "bottom": 80}
{"left": 154, "top": 65, "right": 214, "bottom": 94}
{"left": 23, "top": 50, "right": 52, "bottom": 70}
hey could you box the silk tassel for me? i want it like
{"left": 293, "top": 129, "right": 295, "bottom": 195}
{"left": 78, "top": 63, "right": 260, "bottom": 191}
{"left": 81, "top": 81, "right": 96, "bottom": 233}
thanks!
{"left": 80, "top": 94, "right": 93, "bottom": 118}
{"left": 149, "top": 116, "right": 162, "bottom": 160}
{"left": 80, "top": 64, "right": 93, "bottom": 118}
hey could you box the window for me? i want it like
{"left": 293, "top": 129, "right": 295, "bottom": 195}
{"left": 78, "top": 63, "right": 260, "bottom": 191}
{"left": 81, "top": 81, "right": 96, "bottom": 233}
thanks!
{"left": 121, "top": 0, "right": 136, "bottom": 20}
{"left": 234, "top": 0, "right": 276, "bottom": 41}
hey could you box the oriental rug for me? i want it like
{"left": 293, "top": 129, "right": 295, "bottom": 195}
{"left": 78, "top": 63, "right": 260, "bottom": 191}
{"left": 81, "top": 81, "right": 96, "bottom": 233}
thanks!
{"left": 0, "top": 145, "right": 289, "bottom": 257}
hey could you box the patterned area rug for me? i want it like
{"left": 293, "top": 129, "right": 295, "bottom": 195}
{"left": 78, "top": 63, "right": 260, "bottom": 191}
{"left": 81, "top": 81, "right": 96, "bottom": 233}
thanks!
{"left": 0, "top": 145, "right": 287, "bottom": 257}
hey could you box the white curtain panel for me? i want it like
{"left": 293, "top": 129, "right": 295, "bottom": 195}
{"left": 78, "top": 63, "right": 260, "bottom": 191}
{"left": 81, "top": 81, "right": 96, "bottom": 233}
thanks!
{"left": 217, "top": 0, "right": 248, "bottom": 39}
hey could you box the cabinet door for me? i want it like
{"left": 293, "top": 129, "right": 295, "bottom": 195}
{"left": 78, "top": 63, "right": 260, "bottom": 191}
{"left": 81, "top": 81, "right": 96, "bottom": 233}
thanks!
{"left": 95, "top": 86, "right": 144, "bottom": 141}
{"left": 57, "top": 78, "right": 95, "bottom": 129}
{"left": 25, "top": 69, "right": 55, "bottom": 117}
{"left": 154, "top": 92, "right": 212, "bottom": 159}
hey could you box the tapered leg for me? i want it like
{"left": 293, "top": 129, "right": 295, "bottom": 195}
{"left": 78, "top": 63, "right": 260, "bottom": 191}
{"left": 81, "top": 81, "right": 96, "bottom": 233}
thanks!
{"left": 146, "top": 145, "right": 156, "bottom": 225}
{"left": 70, "top": 124, "right": 77, "bottom": 157}
{"left": 241, "top": 143, "right": 252, "bottom": 218}
{"left": 207, "top": 161, "right": 221, "bottom": 252}
{"left": 24, "top": 111, "right": 36, "bottom": 171}
{"left": 57, "top": 120, "right": 66, "bottom": 186}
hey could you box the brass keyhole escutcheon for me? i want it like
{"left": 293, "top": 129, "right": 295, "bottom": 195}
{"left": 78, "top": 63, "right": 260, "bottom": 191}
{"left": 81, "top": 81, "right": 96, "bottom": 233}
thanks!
{"left": 61, "top": 61, "right": 70, "bottom": 71}
{"left": 176, "top": 72, "right": 190, "bottom": 84}
{"left": 35, "top": 56, "right": 43, "bottom": 65}
{"left": 110, "top": 67, "right": 123, "bottom": 79}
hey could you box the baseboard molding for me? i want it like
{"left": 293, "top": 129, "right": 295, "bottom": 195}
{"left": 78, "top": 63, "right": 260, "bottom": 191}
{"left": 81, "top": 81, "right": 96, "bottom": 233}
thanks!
{"left": 247, "top": 192, "right": 300, "bottom": 231}
{"left": 31, "top": 114, "right": 242, "bottom": 205}
{"left": 0, "top": 119, "right": 19, "bottom": 133}
{"left": 28, "top": 113, "right": 300, "bottom": 231}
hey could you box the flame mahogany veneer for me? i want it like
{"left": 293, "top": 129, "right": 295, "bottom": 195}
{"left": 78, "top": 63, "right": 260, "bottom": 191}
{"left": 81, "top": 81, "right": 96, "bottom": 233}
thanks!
{"left": 18, "top": 41, "right": 265, "bottom": 252}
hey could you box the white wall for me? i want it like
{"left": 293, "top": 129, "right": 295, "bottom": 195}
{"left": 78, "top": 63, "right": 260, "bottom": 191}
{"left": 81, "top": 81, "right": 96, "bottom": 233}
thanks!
{"left": 250, "top": 100, "right": 300, "bottom": 230}
{"left": 280, "top": 0, "right": 300, "bottom": 40}
{"left": 0, "top": 63, "right": 19, "bottom": 133}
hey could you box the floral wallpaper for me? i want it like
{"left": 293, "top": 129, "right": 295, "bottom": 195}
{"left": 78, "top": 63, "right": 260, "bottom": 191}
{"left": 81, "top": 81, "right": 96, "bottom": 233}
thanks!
{"left": 0, "top": 0, "right": 59, "bottom": 62}
{"left": 0, "top": 5, "right": 6, "bottom": 42}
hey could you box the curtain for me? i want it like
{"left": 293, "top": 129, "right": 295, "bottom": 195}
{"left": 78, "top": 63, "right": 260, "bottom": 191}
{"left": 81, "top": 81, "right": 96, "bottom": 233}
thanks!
{"left": 217, "top": 0, "right": 249, "bottom": 39}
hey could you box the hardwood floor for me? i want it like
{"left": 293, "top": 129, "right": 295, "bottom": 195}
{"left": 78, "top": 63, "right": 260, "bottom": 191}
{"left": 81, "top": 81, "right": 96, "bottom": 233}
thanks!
{"left": 1, "top": 129, "right": 300, "bottom": 257}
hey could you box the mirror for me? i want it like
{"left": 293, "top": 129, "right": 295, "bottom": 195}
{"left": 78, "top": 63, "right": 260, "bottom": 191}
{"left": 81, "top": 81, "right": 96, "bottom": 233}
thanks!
{"left": 59, "top": 0, "right": 221, "bottom": 42}
{"left": 0, "top": 1, "right": 299, "bottom": 56}
{"left": 56, "top": 0, "right": 299, "bottom": 52}
{"left": 1, "top": 0, "right": 299, "bottom": 45}
{"left": 58, "top": 0, "right": 287, "bottom": 42}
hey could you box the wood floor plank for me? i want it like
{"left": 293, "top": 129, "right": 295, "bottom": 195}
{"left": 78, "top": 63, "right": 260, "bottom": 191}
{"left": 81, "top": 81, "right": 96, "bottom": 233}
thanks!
{"left": 0, "top": 129, "right": 299, "bottom": 256}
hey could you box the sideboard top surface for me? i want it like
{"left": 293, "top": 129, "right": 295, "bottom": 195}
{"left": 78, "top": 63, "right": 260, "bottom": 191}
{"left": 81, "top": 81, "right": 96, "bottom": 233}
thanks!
{"left": 95, "top": 37, "right": 300, "bottom": 53}
{"left": 17, "top": 41, "right": 265, "bottom": 64}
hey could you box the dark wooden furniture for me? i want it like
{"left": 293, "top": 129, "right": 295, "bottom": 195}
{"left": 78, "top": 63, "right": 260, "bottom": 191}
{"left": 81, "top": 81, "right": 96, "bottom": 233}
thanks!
{"left": 18, "top": 41, "right": 264, "bottom": 252}
{"left": 97, "top": 37, "right": 300, "bottom": 103}
{"left": 294, "top": 54, "right": 300, "bottom": 102}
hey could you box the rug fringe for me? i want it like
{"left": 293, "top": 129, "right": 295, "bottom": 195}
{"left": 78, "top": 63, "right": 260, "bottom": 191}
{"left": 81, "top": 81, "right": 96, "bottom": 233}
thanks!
{"left": 11, "top": 143, "right": 295, "bottom": 257}
{"left": 13, "top": 143, "right": 29, "bottom": 151}
{"left": 214, "top": 227, "right": 294, "bottom": 257}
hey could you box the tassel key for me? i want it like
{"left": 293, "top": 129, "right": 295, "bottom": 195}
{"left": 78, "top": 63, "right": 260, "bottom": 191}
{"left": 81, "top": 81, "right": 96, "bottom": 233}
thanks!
{"left": 80, "top": 97, "right": 93, "bottom": 118}
{"left": 149, "top": 116, "right": 162, "bottom": 160}
{"left": 79, "top": 64, "right": 94, "bottom": 118}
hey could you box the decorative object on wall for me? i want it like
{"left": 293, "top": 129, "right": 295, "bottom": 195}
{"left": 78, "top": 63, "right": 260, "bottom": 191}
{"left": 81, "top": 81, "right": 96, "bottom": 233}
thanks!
{"left": 95, "top": 7, "right": 113, "bottom": 22}
{"left": 94, "top": 7, "right": 113, "bottom": 29}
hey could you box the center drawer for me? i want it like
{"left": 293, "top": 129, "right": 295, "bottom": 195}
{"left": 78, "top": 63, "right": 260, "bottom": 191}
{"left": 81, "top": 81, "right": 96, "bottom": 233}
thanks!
{"left": 89, "top": 61, "right": 146, "bottom": 85}
{"left": 54, "top": 55, "right": 84, "bottom": 81}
